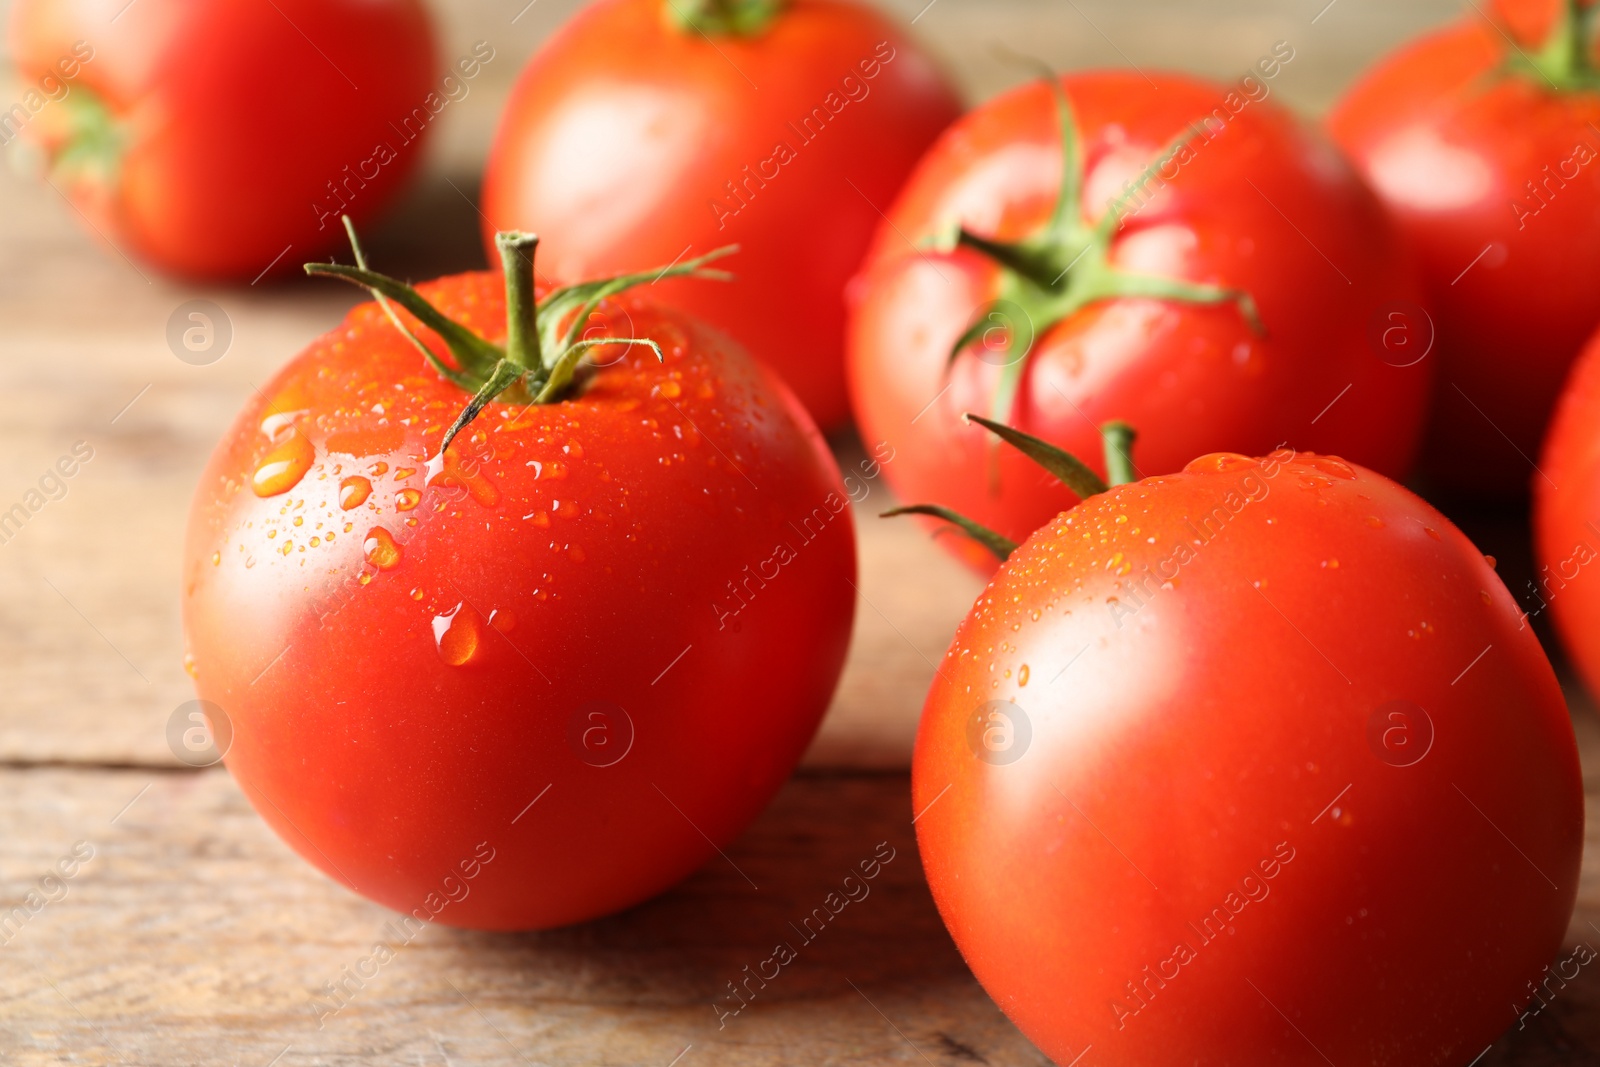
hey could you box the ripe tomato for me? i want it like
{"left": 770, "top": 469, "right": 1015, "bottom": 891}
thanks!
{"left": 1536, "top": 325, "right": 1600, "bottom": 701}
{"left": 181, "top": 226, "right": 856, "bottom": 929}
{"left": 848, "top": 72, "right": 1429, "bottom": 573}
{"left": 7, "top": 0, "right": 437, "bottom": 280}
{"left": 912, "top": 434, "right": 1581, "bottom": 1067}
{"left": 479, "top": 0, "right": 961, "bottom": 429}
{"left": 1328, "top": 1, "right": 1600, "bottom": 498}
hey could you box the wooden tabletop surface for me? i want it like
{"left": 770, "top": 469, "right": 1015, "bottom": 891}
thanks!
{"left": 11, "top": 1, "right": 1600, "bottom": 1064}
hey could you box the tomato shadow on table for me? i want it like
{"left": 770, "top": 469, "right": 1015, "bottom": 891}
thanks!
{"left": 439, "top": 773, "right": 978, "bottom": 1008}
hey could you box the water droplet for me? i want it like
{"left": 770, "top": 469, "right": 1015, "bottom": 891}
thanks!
{"left": 428, "top": 449, "right": 500, "bottom": 506}
{"left": 489, "top": 608, "right": 517, "bottom": 633}
{"left": 210, "top": 552, "right": 221, "bottom": 566}
{"left": 252, "top": 433, "right": 315, "bottom": 497}
{"left": 1185, "top": 453, "right": 1254, "bottom": 474}
{"left": 1322, "top": 558, "right": 1339, "bottom": 570}
{"left": 183, "top": 653, "right": 199, "bottom": 679}
{"left": 1309, "top": 456, "right": 1356, "bottom": 480}
{"left": 339, "top": 476, "right": 372, "bottom": 510}
{"left": 1364, "top": 515, "right": 1385, "bottom": 529}
{"left": 1484, "top": 555, "right": 1497, "bottom": 570}
{"left": 396, "top": 488, "right": 421, "bottom": 512}
{"left": 433, "top": 602, "right": 483, "bottom": 666}
{"left": 657, "top": 380, "right": 682, "bottom": 399}
{"left": 1018, "top": 664, "right": 1030, "bottom": 687}
{"left": 364, "top": 527, "right": 402, "bottom": 570}
{"left": 1480, "top": 590, "right": 1493, "bottom": 605}
{"left": 1424, "top": 526, "right": 1441, "bottom": 541}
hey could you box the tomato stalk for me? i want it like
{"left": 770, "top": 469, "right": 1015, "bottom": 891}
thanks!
{"left": 667, "top": 0, "right": 785, "bottom": 35}
{"left": 884, "top": 416, "right": 1138, "bottom": 561}
{"left": 306, "top": 216, "right": 735, "bottom": 458}
{"left": 1509, "top": 0, "right": 1600, "bottom": 90}
{"left": 934, "top": 77, "right": 1263, "bottom": 430}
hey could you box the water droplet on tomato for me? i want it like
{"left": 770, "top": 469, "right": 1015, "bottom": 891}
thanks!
{"left": 252, "top": 434, "right": 315, "bottom": 497}
{"left": 1309, "top": 456, "right": 1356, "bottom": 480}
{"left": 364, "top": 527, "right": 402, "bottom": 570}
{"left": 1484, "top": 555, "right": 1497, "bottom": 570}
{"left": 1184, "top": 453, "right": 1253, "bottom": 474}
{"left": 433, "top": 602, "right": 483, "bottom": 666}
{"left": 657, "top": 380, "right": 682, "bottom": 399}
{"left": 1364, "top": 515, "right": 1385, "bottom": 529}
{"left": 183, "top": 653, "right": 199, "bottom": 679}
{"left": 489, "top": 608, "right": 517, "bottom": 633}
{"left": 428, "top": 449, "right": 500, "bottom": 506}
{"left": 396, "top": 488, "right": 421, "bottom": 512}
{"left": 1018, "top": 664, "right": 1030, "bottom": 687}
{"left": 339, "top": 476, "right": 372, "bottom": 510}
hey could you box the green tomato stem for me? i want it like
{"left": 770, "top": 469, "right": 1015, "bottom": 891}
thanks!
{"left": 667, "top": 0, "right": 785, "bottom": 35}
{"left": 306, "top": 215, "right": 737, "bottom": 459}
{"left": 1101, "top": 421, "right": 1138, "bottom": 487}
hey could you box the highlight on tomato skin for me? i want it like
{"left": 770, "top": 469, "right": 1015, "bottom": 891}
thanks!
{"left": 6, "top": 0, "right": 439, "bottom": 280}
{"left": 480, "top": 0, "right": 963, "bottom": 430}
{"left": 848, "top": 68, "right": 1432, "bottom": 576}
{"left": 179, "top": 232, "right": 859, "bottom": 930}
{"left": 912, "top": 446, "right": 1582, "bottom": 1067}
{"left": 1328, "top": 0, "right": 1600, "bottom": 500}
{"left": 1536, "top": 324, "right": 1600, "bottom": 706}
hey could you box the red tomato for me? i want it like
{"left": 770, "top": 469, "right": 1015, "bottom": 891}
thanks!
{"left": 1328, "top": 4, "right": 1600, "bottom": 498}
{"left": 1494, "top": 0, "right": 1600, "bottom": 47}
{"left": 181, "top": 232, "right": 856, "bottom": 929}
{"left": 1536, "top": 326, "right": 1600, "bottom": 700}
{"left": 849, "top": 72, "right": 1429, "bottom": 573}
{"left": 7, "top": 0, "right": 437, "bottom": 280}
{"left": 479, "top": 0, "right": 962, "bottom": 429}
{"left": 913, "top": 445, "right": 1581, "bottom": 1067}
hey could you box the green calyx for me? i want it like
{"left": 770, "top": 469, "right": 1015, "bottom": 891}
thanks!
{"left": 667, "top": 0, "right": 784, "bottom": 35}
{"left": 935, "top": 76, "right": 1263, "bottom": 429}
{"left": 38, "top": 83, "right": 123, "bottom": 187}
{"left": 306, "top": 216, "right": 735, "bottom": 458}
{"left": 1505, "top": 0, "right": 1600, "bottom": 91}
{"left": 883, "top": 416, "right": 1139, "bottom": 562}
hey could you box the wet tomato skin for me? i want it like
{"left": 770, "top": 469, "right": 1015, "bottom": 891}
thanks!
{"left": 1328, "top": 15, "right": 1600, "bottom": 498}
{"left": 914, "top": 450, "right": 1580, "bottom": 1066}
{"left": 480, "top": 0, "right": 962, "bottom": 429}
{"left": 8, "top": 0, "right": 438, "bottom": 280}
{"left": 182, "top": 274, "right": 857, "bottom": 929}
{"left": 849, "top": 72, "right": 1430, "bottom": 573}
{"left": 1537, "top": 327, "right": 1600, "bottom": 702}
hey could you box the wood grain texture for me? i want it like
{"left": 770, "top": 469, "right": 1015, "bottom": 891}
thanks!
{"left": 3, "top": 763, "right": 1600, "bottom": 1066}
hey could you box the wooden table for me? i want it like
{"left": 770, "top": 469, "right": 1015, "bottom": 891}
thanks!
{"left": 11, "top": 1, "right": 1597, "bottom": 1063}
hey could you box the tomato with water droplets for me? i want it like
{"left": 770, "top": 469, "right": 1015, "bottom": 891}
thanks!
{"left": 182, "top": 234, "right": 856, "bottom": 929}
{"left": 913, "top": 442, "right": 1580, "bottom": 1066}
{"left": 848, "top": 71, "right": 1431, "bottom": 573}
